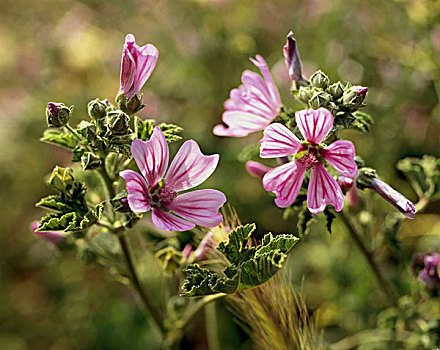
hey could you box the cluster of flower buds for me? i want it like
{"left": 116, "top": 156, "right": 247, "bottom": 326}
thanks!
{"left": 46, "top": 102, "right": 72, "bottom": 128}
{"left": 412, "top": 251, "right": 440, "bottom": 292}
{"left": 297, "top": 71, "right": 368, "bottom": 116}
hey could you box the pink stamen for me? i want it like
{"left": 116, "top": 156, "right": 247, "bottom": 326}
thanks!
{"left": 298, "top": 149, "right": 319, "bottom": 170}
{"left": 149, "top": 184, "right": 177, "bottom": 207}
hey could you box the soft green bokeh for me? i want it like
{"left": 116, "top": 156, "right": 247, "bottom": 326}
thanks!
{"left": 1, "top": 0, "right": 440, "bottom": 348}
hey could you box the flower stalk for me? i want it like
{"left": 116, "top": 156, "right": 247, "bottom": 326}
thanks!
{"left": 339, "top": 211, "right": 399, "bottom": 307}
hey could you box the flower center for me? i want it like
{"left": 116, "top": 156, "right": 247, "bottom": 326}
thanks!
{"left": 149, "top": 184, "right": 177, "bottom": 208}
{"left": 299, "top": 149, "right": 319, "bottom": 170}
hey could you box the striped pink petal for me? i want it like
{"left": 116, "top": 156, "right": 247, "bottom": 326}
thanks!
{"left": 152, "top": 208, "right": 195, "bottom": 231}
{"left": 165, "top": 140, "right": 219, "bottom": 192}
{"left": 260, "top": 123, "right": 303, "bottom": 158}
{"left": 131, "top": 127, "right": 169, "bottom": 188}
{"left": 295, "top": 108, "right": 333, "bottom": 145}
{"left": 307, "top": 162, "right": 344, "bottom": 214}
{"left": 263, "top": 160, "right": 306, "bottom": 208}
{"left": 213, "top": 55, "right": 281, "bottom": 137}
{"left": 120, "top": 34, "right": 158, "bottom": 100}
{"left": 320, "top": 140, "right": 358, "bottom": 178}
{"left": 120, "top": 170, "right": 151, "bottom": 212}
{"left": 165, "top": 189, "right": 226, "bottom": 227}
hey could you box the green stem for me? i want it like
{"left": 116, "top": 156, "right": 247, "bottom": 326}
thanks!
{"left": 118, "top": 234, "right": 166, "bottom": 336}
{"left": 340, "top": 211, "right": 399, "bottom": 308}
{"left": 97, "top": 167, "right": 116, "bottom": 200}
{"left": 205, "top": 302, "right": 221, "bottom": 350}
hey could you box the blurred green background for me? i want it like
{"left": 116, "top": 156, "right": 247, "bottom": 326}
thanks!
{"left": 1, "top": 0, "right": 440, "bottom": 348}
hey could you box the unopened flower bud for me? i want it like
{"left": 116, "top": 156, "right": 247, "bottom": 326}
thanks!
{"left": 182, "top": 244, "right": 193, "bottom": 261}
{"left": 417, "top": 251, "right": 440, "bottom": 291}
{"left": 309, "top": 90, "right": 331, "bottom": 109}
{"left": 46, "top": 102, "right": 71, "bottom": 127}
{"left": 81, "top": 152, "right": 102, "bottom": 170}
{"left": 283, "top": 31, "right": 306, "bottom": 84}
{"left": 328, "top": 82, "right": 344, "bottom": 100}
{"left": 337, "top": 176, "right": 354, "bottom": 192}
{"left": 371, "top": 177, "right": 416, "bottom": 219}
{"left": 310, "top": 70, "right": 329, "bottom": 90}
{"left": 106, "top": 111, "right": 130, "bottom": 135}
{"left": 298, "top": 86, "right": 313, "bottom": 103}
{"left": 30, "top": 220, "right": 66, "bottom": 244}
{"left": 246, "top": 161, "right": 271, "bottom": 179}
{"left": 87, "top": 99, "right": 107, "bottom": 121}
{"left": 47, "top": 166, "right": 74, "bottom": 192}
{"left": 342, "top": 86, "right": 368, "bottom": 110}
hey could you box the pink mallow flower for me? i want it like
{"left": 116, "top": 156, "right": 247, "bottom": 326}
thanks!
{"left": 120, "top": 34, "right": 159, "bottom": 100}
{"left": 260, "top": 108, "right": 358, "bottom": 214}
{"left": 30, "top": 221, "right": 65, "bottom": 244}
{"left": 120, "top": 127, "right": 227, "bottom": 231}
{"left": 213, "top": 55, "right": 282, "bottom": 137}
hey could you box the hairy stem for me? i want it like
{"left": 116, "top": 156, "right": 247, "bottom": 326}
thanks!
{"left": 118, "top": 234, "right": 166, "bottom": 335}
{"left": 340, "top": 211, "right": 399, "bottom": 308}
{"left": 97, "top": 166, "right": 116, "bottom": 200}
{"left": 205, "top": 302, "right": 221, "bottom": 350}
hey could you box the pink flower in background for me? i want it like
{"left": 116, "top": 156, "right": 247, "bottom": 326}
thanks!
{"left": 120, "top": 127, "right": 226, "bottom": 231}
{"left": 30, "top": 221, "right": 65, "bottom": 244}
{"left": 260, "top": 108, "right": 358, "bottom": 214}
{"left": 120, "top": 34, "right": 159, "bottom": 100}
{"left": 213, "top": 55, "right": 281, "bottom": 137}
{"left": 418, "top": 251, "right": 440, "bottom": 291}
{"left": 245, "top": 160, "right": 271, "bottom": 179}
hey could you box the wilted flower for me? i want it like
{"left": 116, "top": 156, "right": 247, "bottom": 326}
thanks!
{"left": 120, "top": 127, "right": 227, "bottom": 231}
{"left": 119, "top": 34, "right": 159, "bottom": 101}
{"left": 213, "top": 55, "right": 281, "bottom": 137}
{"left": 417, "top": 251, "right": 440, "bottom": 291}
{"left": 260, "top": 108, "right": 358, "bottom": 214}
{"left": 30, "top": 221, "right": 65, "bottom": 244}
{"left": 283, "top": 31, "right": 306, "bottom": 84}
{"left": 370, "top": 177, "right": 416, "bottom": 219}
{"left": 245, "top": 160, "right": 271, "bottom": 179}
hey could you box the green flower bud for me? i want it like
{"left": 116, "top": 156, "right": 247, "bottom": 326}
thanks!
{"left": 310, "top": 70, "right": 329, "bottom": 90}
{"left": 81, "top": 152, "right": 102, "bottom": 170}
{"left": 47, "top": 166, "right": 75, "bottom": 192}
{"left": 309, "top": 90, "right": 332, "bottom": 109}
{"left": 87, "top": 99, "right": 107, "bottom": 121}
{"left": 71, "top": 145, "right": 85, "bottom": 162}
{"left": 115, "top": 91, "right": 145, "bottom": 115}
{"left": 77, "top": 121, "right": 103, "bottom": 148}
{"left": 328, "top": 82, "right": 344, "bottom": 99}
{"left": 342, "top": 86, "right": 368, "bottom": 111}
{"left": 46, "top": 102, "right": 72, "bottom": 128}
{"left": 298, "top": 86, "right": 313, "bottom": 103}
{"left": 106, "top": 111, "right": 130, "bottom": 135}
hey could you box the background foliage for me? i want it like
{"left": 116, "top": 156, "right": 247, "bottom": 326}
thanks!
{"left": 1, "top": 0, "right": 439, "bottom": 348}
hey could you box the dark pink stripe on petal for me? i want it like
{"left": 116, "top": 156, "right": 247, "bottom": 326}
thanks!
{"left": 295, "top": 108, "right": 333, "bottom": 144}
{"left": 260, "top": 123, "right": 302, "bottom": 158}
{"left": 151, "top": 208, "right": 195, "bottom": 231}
{"left": 166, "top": 189, "right": 226, "bottom": 227}
{"left": 120, "top": 170, "right": 151, "bottom": 212}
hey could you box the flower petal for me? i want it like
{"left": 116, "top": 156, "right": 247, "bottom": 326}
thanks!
{"left": 134, "top": 43, "right": 159, "bottom": 95}
{"left": 120, "top": 170, "right": 151, "bottom": 212}
{"left": 320, "top": 140, "right": 358, "bottom": 178}
{"left": 263, "top": 160, "right": 306, "bottom": 208}
{"left": 213, "top": 110, "right": 273, "bottom": 137}
{"left": 131, "top": 127, "right": 169, "bottom": 188}
{"left": 165, "top": 189, "right": 226, "bottom": 227}
{"left": 295, "top": 108, "right": 333, "bottom": 145}
{"left": 151, "top": 208, "right": 195, "bottom": 231}
{"left": 165, "top": 140, "right": 219, "bottom": 191}
{"left": 249, "top": 55, "right": 281, "bottom": 108}
{"left": 307, "top": 162, "right": 344, "bottom": 214}
{"left": 260, "top": 123, "right": 303, "bottom": 158}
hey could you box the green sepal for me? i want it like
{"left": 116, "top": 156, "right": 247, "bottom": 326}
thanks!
{"left": 40, "top": 129, "right": 78, "bottom": 150}
{"left": 352, "top": 111, "right": 374, "bottom": 133}
{"left": 134, "top": 117, "right": 183, "bottom": 143}
{"left": 108, "top": 135, "right": 132, "bottom": 158}
{"left": 36, "top": 195, "right": 73, "bottom": 212}
{"left": 323, "top": 207, "right": 336, "bottom": 234}
{"left": 397, "top": 155, "right": 440, "bottom": 200}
